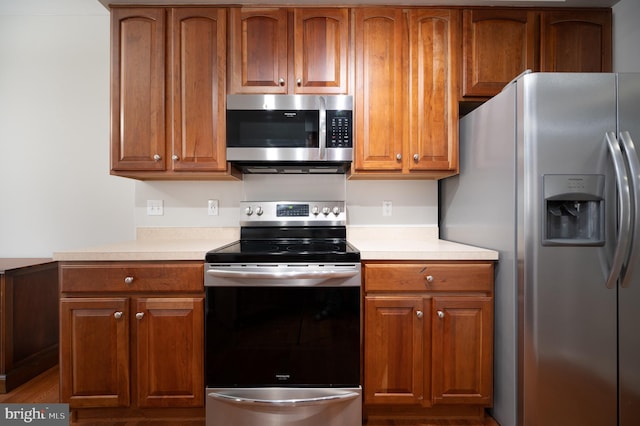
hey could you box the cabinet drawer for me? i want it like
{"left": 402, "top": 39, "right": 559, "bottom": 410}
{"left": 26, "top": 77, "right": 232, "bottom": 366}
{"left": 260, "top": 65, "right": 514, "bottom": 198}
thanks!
{"left": 364, "top": 262, "right": 493, "bottom": 292}
{"left": 60, "top": 262, "right": 203, "bottom": 293}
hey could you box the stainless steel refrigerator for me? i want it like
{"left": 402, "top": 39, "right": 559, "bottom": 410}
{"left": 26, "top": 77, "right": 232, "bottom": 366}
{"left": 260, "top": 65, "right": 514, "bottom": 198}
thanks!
{"left": 440, "top": 72, "right": 640, "bottom": 426}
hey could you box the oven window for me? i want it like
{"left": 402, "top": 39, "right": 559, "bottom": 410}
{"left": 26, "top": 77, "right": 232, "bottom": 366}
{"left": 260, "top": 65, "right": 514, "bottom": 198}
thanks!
{"left": 205, "top": 286, "right": 360, "bottom": 387}
{"left": 226, "top": 110, "right": 319, "bottom": 148}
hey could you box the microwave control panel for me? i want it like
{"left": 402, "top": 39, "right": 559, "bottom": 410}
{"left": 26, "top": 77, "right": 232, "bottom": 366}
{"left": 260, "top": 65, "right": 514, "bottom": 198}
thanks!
{"left": 327, "top": 110, "right": 352, "bottom": 148}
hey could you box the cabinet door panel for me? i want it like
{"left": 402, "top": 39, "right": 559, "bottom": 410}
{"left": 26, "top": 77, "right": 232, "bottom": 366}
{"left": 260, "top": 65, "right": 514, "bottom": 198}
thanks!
{"left": 462, "top": 9, "right": 537, "bottom": 98}
{"left": 540, "top": 10, "right": 612, "bottom": 73}
{"left": 364, "top": 296, "right": 425, "bottom": 405}
{"left": 229, "top": 8, "right": 288, "bottom": 94}
{"left": 432, "top": 297, "right": 493, "bottom": 405}
{"left": 60, "top": 298, "right": 130, "bottom": 408}
{"left": 111, "top": 8, "right": 166, "bottom": 171}
{"left": 409, "top": 9, "right": 458, "bottom": 172}
{"left": 171, "top": 8, "right": 227, "bottom": 172}
{"left": 354, "top": 8, "right": 405, "bottom": 171}
{"left": 135, "top": 297, "right": 204, "bottom": 408}
{"left": 294, "top": 9, "right": 349, "bottom": 94}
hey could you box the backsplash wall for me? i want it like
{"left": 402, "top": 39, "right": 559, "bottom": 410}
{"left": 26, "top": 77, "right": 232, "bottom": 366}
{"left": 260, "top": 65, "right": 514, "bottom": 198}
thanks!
{"left": 134, "top": 176, "right": 439, "bottom": 229}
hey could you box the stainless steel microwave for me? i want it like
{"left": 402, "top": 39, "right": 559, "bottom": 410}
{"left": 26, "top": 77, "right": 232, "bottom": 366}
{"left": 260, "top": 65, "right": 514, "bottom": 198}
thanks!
{"left": 226, "top": 94, "right": 353, "bottom": 174}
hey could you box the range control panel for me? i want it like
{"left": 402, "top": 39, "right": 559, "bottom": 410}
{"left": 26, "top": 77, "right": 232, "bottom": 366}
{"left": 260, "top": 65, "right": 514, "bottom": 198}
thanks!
{"left": 240, "top": 201, "right": 346, "bottom": 226}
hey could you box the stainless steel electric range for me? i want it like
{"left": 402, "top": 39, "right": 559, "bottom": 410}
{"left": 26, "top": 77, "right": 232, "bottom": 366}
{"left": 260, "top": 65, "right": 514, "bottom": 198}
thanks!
{"left": 204, "top": 201, "right": 362, "bottom": 426}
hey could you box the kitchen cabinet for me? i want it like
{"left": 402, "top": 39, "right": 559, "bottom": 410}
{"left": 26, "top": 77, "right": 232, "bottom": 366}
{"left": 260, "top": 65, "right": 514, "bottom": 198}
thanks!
{"left": 0, "top": 259, "right": 58, "bottom": 393}
{"left": 462, "top": 8, "right": 611, "bottom": 99}
{"left": 110, "top": 7, "right": 234, "bottom": 180}
{"left": 540, "top": 10, "right": 612, "bottom": 73}
{"left": 352, "top": 8, "right": 459, "bottom": 179}
{"left": 363, "top": 261, "right": 494, "bottom": 421}
{"left": 228, "top": 7, "right": 349, "bottom": 94}
{"left": 59, "top": 261, "right": 204, "bottom": 423}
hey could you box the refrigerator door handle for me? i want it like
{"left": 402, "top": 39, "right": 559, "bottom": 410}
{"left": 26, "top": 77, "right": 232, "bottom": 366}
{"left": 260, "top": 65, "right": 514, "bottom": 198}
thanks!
{"left": 605, "top": 131, "right": 633, "bottom": 289}
{"left": 619, "top": 131, "right": 640, "bottom": 288}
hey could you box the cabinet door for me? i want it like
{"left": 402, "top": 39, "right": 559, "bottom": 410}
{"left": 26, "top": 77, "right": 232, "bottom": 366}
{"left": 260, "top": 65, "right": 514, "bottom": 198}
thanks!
{"left": 408, "top": 9, "right": 459, "bottom": 173}
{"left": 462, "top": 9, "right": 537, "bottom": 98}
{"left": 111, "top": 8, "right": 166, "bottom": 171}
{"left": 134, "top": 297, "right": 204, "bottom": 408}
{"left": 540, "top": 10, "right": 612, "bottom": 73}
{"left": 170, "top": 8, "right": 227, "bottom": 172}
{"left": 364, "top": 296, "right": 426, "bottom": 405}
{"left": 353, "top": 8, "right": 406, "bottom": 172}
{"left": 432, "top": 297, "right": 493, "bottom": 406}
{"left": 229, "top": 8, "right": 288, "bottom": 94}
{"left": 293, "top": 8, "right": 349, "bottom": 94}
{"left": 60, "top": 298, "right": 130, "bottom": 408}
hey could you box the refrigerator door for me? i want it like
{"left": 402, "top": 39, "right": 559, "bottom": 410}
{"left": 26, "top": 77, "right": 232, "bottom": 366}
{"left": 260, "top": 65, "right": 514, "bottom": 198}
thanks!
{"left": 617, "top": 73, "right": 640, "bottom": 425}
{"left": 521, "top": 73, "right": 618, "bottom": 426}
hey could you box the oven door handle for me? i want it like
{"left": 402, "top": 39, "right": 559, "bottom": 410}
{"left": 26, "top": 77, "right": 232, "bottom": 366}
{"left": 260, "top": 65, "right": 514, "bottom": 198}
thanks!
{"left": 208, "top": 390, "right": 360, "bottom": 407}
{"left": 206, "top": 268, "right": 359, "bottom": 280}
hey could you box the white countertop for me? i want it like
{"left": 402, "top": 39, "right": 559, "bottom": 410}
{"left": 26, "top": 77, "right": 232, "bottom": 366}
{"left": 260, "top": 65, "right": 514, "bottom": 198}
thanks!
{"left": 53, "top": 226, "right": 498, "bottom": 262}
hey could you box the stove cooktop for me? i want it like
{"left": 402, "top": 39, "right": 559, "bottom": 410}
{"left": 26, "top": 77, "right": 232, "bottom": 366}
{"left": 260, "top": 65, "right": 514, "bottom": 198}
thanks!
{"left": 205, "top": 239, "right": 361, "bottom": 263}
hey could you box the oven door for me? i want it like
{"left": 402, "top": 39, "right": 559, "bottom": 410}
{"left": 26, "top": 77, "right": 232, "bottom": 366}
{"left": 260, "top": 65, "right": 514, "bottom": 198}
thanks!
{"left": 204, "top": 282, "right": 360, "bottom": 387}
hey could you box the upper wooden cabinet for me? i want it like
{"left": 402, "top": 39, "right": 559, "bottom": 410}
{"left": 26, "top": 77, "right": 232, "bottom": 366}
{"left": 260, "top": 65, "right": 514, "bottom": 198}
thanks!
{"left": 110, "top": 7, "right": 233, "bottom": 179}
{"left": 352, "top": 8, "right": 459, "bottom": 179}
{"left": 540, "top": 10, "right": 612, "bottom": 73}
{"left": 228, "top": 7, "right": 349, "bottom": 94}
{"left": 462, "top": 8, "right": 612, "bottom": 99}
{"left": 462, "top": 9, "right": 537, "bottom": 98}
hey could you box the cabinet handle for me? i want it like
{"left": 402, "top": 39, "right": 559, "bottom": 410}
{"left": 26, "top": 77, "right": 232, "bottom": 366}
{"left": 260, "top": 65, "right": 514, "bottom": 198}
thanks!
{"left": 413, "top": 154, "right": 419, "bottom": 161}
{"left": 437, "top": 310, "right": 445, "bottom": 319}
{"left": 114, "top": 311, "right": 123, "bottom": 319}
{"left": 136, "top": 312, "right": 144, "bottom": 320}
{"left": 396, "top": 153, "right": 402, "bottom": 160}
{"left": 425, "top": 275, "right": 434, "bottom": 283}
{"left": 278, "top": 78, "right": 285, "bottom": 86}
{"left": 297, "top": 78, "right": 302, "bottom": 86}
{"left": 153, "top": 154, "right": 161, "bottom": 161}
{"left": 124, "top": 276, "right": 134, "bottom": 285}
{"left": 172, "top": 154, "right": 179, "bottom": 161}
{"left": 416, "top": 310, "right": 424, "bottom": 319}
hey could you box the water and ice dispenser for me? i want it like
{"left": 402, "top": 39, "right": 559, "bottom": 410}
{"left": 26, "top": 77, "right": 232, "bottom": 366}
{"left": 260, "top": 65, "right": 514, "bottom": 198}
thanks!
{"left": 543, "top": 174, "right": 605, "bottom": 246}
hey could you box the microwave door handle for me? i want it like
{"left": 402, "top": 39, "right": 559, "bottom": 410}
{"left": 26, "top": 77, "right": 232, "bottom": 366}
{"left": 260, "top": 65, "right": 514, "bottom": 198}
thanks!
{"left": 605, "top": 131, "right": 633, "bottom": 289}
{"left": 619, "top": 131, "right": 640, "bottom": 288}
{"left": 319, "top": 96, "right": 327, "bottom": 160}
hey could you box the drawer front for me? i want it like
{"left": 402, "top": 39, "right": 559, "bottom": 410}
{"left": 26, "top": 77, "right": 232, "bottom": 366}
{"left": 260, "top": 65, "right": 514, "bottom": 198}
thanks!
{"left": 60, "top": 262, "right": 203, "bottom": 293}
{"left": 364, "top": 262, "right": 493, "bottom": 292}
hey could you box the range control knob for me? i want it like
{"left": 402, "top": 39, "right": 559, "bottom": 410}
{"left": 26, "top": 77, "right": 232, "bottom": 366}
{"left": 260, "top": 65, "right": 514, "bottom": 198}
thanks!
{"left": 332, "top": 206, "right": 341, "bottom": 216}
{"left": 245, "top": 206, "right": 253, "bottom": 216}
{"left": 255, "top": 206, "right": 263, "bottom": 216}
{"left": 322, "top": 207, "right": 330, "bottom": 216}
{"left": 312, "top": 206, "right": 320, "bottom": 216}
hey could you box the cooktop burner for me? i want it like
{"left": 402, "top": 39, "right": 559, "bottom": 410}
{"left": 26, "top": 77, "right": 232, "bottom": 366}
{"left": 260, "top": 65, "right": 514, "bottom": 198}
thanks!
{"left": 205, "top": 239, "right": 360, "bottom": 263}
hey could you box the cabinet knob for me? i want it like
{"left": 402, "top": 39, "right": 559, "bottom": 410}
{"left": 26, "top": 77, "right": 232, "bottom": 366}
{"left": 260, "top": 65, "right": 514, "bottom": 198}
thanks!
{"left": 297, "top": 78, "right": 302, "bottom": 86}
{"left": 416, "top": 310, "right": 424, "bottom": 319}
{"left": 114, "top": 311, "right": 123, "bottom": 319}
{"left": 278, "top": 78, "right": 285, "bottom": 86}
{"left": 437, "top": 310, "right": 445, "bottom": 319}
{"left": 124, "top": 276, "right": 134, "bottom": 285}
{"left": 172, "top": 154, "right": 179, "bottom": 161}
{"left": 413, "top": 154, "right": 419, "bottom": 161}
{"left": 153, "top": 154, "right": 161, "bottom": 161}
{"left": 136, "top": 312, "right": 144, "bottom": 320}
{"left": 396, "top": 153, "right": 402, "bottom": 160}
{"left": 425, "top": 275, "right": 434, "bottom": 283}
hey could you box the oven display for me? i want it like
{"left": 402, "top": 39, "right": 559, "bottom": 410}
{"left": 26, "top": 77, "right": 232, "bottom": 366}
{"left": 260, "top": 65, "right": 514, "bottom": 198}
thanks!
{"left": 277, "top": 204, "right": 309, "bottom": 217}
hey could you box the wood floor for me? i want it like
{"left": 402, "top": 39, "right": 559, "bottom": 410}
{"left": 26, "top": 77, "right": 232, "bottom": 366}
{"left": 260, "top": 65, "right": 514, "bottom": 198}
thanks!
{"left": 0, "top": 366, "right": 500, "bottom": 425}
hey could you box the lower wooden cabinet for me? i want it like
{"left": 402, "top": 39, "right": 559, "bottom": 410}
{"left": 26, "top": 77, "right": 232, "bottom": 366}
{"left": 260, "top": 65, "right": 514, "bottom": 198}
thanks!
{"left": 363, "top": 261, "right": 494, "bottom": 420}
{"left": 59, "top": 261, "right": 204, "bottom": 423}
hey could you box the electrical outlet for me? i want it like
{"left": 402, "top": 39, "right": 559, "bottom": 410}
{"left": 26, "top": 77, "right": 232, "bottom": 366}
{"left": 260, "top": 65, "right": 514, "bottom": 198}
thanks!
{"left": 208, "top": 199, "right": 219, "bottom": 216}
{"left": 382, "top": 200, "right": 392, "bottom": 217}
{"left": 147, "top": 200, "right": 164, "bottom": 216}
